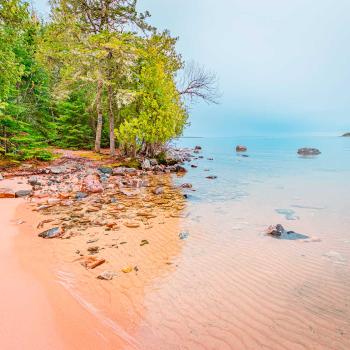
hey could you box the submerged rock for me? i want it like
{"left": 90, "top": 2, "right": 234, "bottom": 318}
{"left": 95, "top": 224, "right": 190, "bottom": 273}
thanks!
{"left": 236, "top": 145, "right": 247, "bottom": 152}
{"left": 342, "top": 132, "right": 350, "bottom": 137}
{"left": 194, "top": 145, "right": 202, "bottom": 150}
{"left": 265, "top": 225, "right": 309, "bottom": 240}
{"left": 206, "top": 175, "right": 217, "bottom": 179}
{"left": 297, "top": 148, "right": 321, "bottom": 156}
{"left": 0, "top": 188, "right": 15, "bottom": 198}
{"left": 179, "top": 231, "right": 189, "bottom": 240}
{"left": 38, "top": 227, "right": 63, "bottom": 239}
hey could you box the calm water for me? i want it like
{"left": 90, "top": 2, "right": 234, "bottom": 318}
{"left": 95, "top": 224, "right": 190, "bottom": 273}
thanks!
{"left": 132, "top": 135, "right": 350, "bottom": 349}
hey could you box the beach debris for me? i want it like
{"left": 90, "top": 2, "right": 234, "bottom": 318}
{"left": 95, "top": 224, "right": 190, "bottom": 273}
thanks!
{"left": 297, "top": 148, "right": 321, "bottom": 156}
{"left": 179, "top": 231, "right": 189, "bottom": 240}
{"left": 140, "top": 239, "right": 149, "bottom": 246}
{"left": 97, "top": 271, "right": 116, "bottom": 280}
{"left": 80, "top": 256, "right": 105, "bottom": 269}
{"left": 122, "top": 266, "right": 133, "bottom": 273}
{"left": 15, "top": 189, "right": 32, "bottom": 198}
{"left": 236, "top": 145, "right": 247, "bottom": 152}
{"left": 206, "top": 175, "right": 217, "bottom": 179}
{"left": 0, "top": 188, "right": 15, "bottom": 198}
{"left": 38, "top": 227, "right": 63, "bottom": 239}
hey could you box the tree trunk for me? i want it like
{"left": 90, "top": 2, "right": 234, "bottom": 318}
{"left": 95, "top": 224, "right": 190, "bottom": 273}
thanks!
{"left": 107, "top": 85, "right": 115, "bottom": 156}
{"left": 94, "top": 79, "right": 103, "bottom": 153}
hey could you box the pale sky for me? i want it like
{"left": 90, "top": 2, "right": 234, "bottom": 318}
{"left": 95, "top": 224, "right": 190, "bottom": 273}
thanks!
{"left": 33, "top": 0, "right": 350, "bottom": 136}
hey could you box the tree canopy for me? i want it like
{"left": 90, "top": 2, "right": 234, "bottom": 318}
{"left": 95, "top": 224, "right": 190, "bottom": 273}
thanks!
{"left": 0, "top": 0, "right": 218, "bottom": 161}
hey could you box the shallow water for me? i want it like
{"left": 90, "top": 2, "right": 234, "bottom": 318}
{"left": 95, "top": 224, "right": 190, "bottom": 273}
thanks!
{"left": 130, "top": 136, "right": 350, "bottom": 349}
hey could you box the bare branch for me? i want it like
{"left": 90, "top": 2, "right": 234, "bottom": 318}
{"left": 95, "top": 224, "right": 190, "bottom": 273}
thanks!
{"left": 178, "top": 61, "right": 220, "bottom": 105}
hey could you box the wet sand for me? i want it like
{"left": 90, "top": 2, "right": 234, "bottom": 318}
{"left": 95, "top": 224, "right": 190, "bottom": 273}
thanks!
{"left": 1, "top": 149, "right": 350, "bottom": 349}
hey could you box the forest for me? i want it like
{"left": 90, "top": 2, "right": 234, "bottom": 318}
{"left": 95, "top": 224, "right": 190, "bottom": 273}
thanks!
{"left": 0, "top": 0, "right": 217, "bottom": 162}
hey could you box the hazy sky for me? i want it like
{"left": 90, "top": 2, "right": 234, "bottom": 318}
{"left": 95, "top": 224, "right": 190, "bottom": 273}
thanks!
{"left": 34, "top": 0, "right": 350, "bottom": 136}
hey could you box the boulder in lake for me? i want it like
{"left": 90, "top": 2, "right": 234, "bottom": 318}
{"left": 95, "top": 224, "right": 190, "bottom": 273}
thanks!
{"left": 297, "top": 148, "right": 321, "bottom": 156}
{"left": 342, "top": 132, "right": 350, "bottom": 137}
{"left": 236, "top": 145, "right": 247, "bottom": 152}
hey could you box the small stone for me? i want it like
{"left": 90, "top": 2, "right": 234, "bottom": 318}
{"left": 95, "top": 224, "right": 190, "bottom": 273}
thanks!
{"left": 28, "top": 176, "right": 40, "bottom": 186}
{"left": 206, "top": 176, "right": 217, "bottom": 179}
{"left": 15, "top": 190, "right": 32, "bottom": 198}
{"left": 76, "top": 192, "right": 88, "bottom": 200}
{"left": 0, "top": 173, "right": 3, "bottom": 180}
{"left": 122, "top": 266, "right": 133, "bottom": 273}
{"left": 191, "top": 165, "right": 198, "bottom": 168}
{"left": 194, "top": 145, "right": 202, "bottom": 150}
{"left": 50, "top": 166, "right": 67, "bottom": 174}
{"left": 179, "top": 231, "right": 189, "bottom": 240}
{"left": 153, "top": 186, "right": 164, "bottom": 195}
{"left": 97, "top": 271, "right": 116, "bottom": 280}
{"left": 98, "top": 167, "right": 113, "bottom": 174}
{"left": 141, "top": 159, "right": 151, "bottom": 170}
{"left": 180, "top": 183, "right": 192, "bottom": 189}
{"left": 38, "top": 227, "right": 63, "bottom": 239}
{"left": 124, "top": 221, "right": 140, "bottom": 228}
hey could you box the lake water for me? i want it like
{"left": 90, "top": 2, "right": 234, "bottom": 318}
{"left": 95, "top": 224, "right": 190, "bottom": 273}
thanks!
{"left": 135, "top": 135, "right": 350, "bottom": 349}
